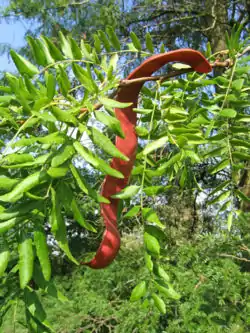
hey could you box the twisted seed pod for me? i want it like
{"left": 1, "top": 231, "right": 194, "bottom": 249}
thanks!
{"left": 84, "top": 49, "right": 212, "bottom": 269}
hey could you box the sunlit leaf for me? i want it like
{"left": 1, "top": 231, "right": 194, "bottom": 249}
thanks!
{"left": 152, "top": 293, "right": 166, "bottom": 314}
{"left": 18, "top": 232, "right": 34, "bottom": 289}
{"left": 130, "top": 281, "right": 147, "bottom": 301}
{"left": 111, "top": 185, "right": 140, "bottom": 199}
{"left": 10, "top": 50, "right": 39, "bottom": 77}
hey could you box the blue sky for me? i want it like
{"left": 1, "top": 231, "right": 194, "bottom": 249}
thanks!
{"left": 0, "top": 0, "right": 30, "bottom": 72}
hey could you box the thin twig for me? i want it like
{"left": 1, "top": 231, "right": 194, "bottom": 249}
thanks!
{"left": 219, "top": 253, "right": 250, "bottom": 262}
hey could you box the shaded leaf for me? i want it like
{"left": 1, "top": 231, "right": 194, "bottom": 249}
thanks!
{"left": 10, "top": 50, "right": 39, "bottom": 77}
{"left": 34, "top": 227, "right": 51, "bottom": 281}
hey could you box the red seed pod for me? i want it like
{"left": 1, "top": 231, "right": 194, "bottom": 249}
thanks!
{"left": 83, "top": 49, "right": 212, "bottom": 269}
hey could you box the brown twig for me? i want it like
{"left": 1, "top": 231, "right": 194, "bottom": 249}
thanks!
{"left": 219, "top": 253, "right": 250, "bottom": 262}
{"left": 119, "top": 68, "right": 194, "bottom": 86}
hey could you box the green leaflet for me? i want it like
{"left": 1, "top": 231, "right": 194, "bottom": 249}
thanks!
{"left": 154, "top": 282, "right": 181, "bottom": 300}
{"left": 51, "top": 144, "right": 75, "bottom": 167}
{"left": 132, "top": 165, "right": 144, "bottom": 176}
{"left": 10, "top": 50, "right": 39, "bottom": 77}
{"left": 219, "top": 108, "right": 237, "bottom": 118}
{"left": 232, "top": 78, "right": 244, "bottom": 91}
{"left": 136, "top": 126, "right": 149, "bottom": 137}
{"left": 133, "top": 108, "right": 153, "bottom": 115}
{"left": 142, "top": 208, "right": 164, "bottom": 228}
{"left": 93, "top": 34, "right": 101, "bottom": 53}
{"left": 27, "top": 36, "right": 47, "bottom": 66}
{"left": 80, "top": 40, "right": 94, "bottom": 61}
{"left": 0, "top": 239, "right": 10, "bottom": 277}
{"left": 91, "top": 127, "right": 129, "bottom": 161}
{"left": 57, "top": 181, "right": 96, "bottom": 232}
{"left": 227, "top": 211, "right": 233, "bottom": 231}
{"left": 124, "top": 205, "right": 140, "bottom": 218}
{"left": 57, "top": 65, "right": 71, "bottom": 97}
{"left": 130, "top": 281, "right": 147, "bottom": 301}
{"left": 235, "top": 189, "right": 250, "bottom": 203}
{"left": 144, "top": 232, "right": 160, "bottom": 255}
{"left": 0, "top": 95, "right": 15, "bottom": 104}
{"left": 34, "top": 227, "right": 51, "bottom": 281}
{"left": 130, "top": 32, "right": 142, "bottom": 51}
{"left": 232, "top": 151, "right": 250, "bottom": 160}
{"left": 71, "top": 197, "right": 97, "bottom": 232}
{"left": 236, "top": 114, "right": 250, "bottom": 122}
{"left": 59, "top": 31, "right": 73, "bottom": 59}
{"left": 70, "top": 164, "right": 109, "bottom": 203}
{"left": 209, "top": 180, "right": 231, "bottom": 197}
{"left": 184, "top": 150, "right": 201, "bottom": 163}
{"left": 50, "top": 187, "right": 78, "bottom": 265}
{"left": 106, "top": 26, "right": 121, "bottom": 50}
{"left": 143, "top": 136, "right": 168, "bottom": 155}
{"left": 203, "top": 147, "right": 227, "bottom": 159}
{"left": 111, "top": 185, "right": 140, "bottom": 199}
{"left": 0, "top": 218, "right": 19, "bottom": 233}
{"left": 73, "top": 141, "right": 124, "bottom": 179}
{"left": 72, "top": 63, "right": 98, "bottom": 93}
{"left": 69, "top": 37, "right": 82, "bottom": 59}
{"left": 231, "top": 126, "right": 249, "bottom": 133}
{"left": 0, "top": 200, "right": 40, "bottom": 221}
{"left": 45, "top": 72, "right": 56, "bottom": 100}
{"left": 145, "top": 32, "right": 154, "bottom": 53}
{"left": 1, "top": 153, "right": 51, "bottom": 169}
{"left": 41, "top": 36, "right": 64, "bottom": 61}
{"left": 0, "top": 176, "right": 19, "bottom": 191}
{"left": 207, "top": 190, "right": 231, "bottom": 205}
{"left": 231, "top": 139, "right": 250, "bottom": 149}
{"left": 95, "top": 111, "right": 125, "bottom": 138}
{"left": 24, "top": 76, "right": 39, "bottom": 97}
{"left": 152, "top": 293, "right": 166, "bottom": 314}
{"left": 158, "top": 152, "right": 182, "bottom": 171}
{"left": 145, "top": 252, "right": 153, "bottom": 272}
{"left": 24, "top": 288, "right": 54, "bottom": 331}
{"left": 2, "top": 153, "right": 34, "bottom": 165}
{"left": 209, "top": 159, "right": 230, "bottom": 174}
{"left": 0, "top": 171, "right": 49, "bottom": 203}
{"left": 98, "top": 97, "right": 132, "bottom": 109}
{"left": 207, "top": 133, "right": 227, "bottom": 141}
{"left": 33, "top": 263, "right": 68, "bottom": 302}
{"left": 0, "top": 107, "right": 17, "bottom": 126}
{"left": 51, "top": 106, "right": 78, "bottom": 126}
{"left": 47, "top": 165, "right": 68, "bottom": 178}
{"left": 154, "top": 265, "right": 170, "bottom": 282}
{"left": 38, "top": 132, "right": 67, "bottom": 145}
{"left": 98, "top": 30, "right": 111, "bottom": 52}
{"left": 18, "top": 232, "right": 34, "bottom": 289}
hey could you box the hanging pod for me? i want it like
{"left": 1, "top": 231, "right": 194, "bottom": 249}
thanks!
{"left": 82, "top": 49, "right": 211, "bottom": 269}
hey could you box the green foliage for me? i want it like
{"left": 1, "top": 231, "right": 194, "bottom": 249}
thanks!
{"left": 2, "top": 231, "right": 250, "bottom": 332}
{"left": 0, "top": 25, "right": 249, "bottom": 332}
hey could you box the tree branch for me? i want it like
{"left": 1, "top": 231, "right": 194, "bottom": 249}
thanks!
{"left": 219, "top": 253, "right": 250, "bottom": 262}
